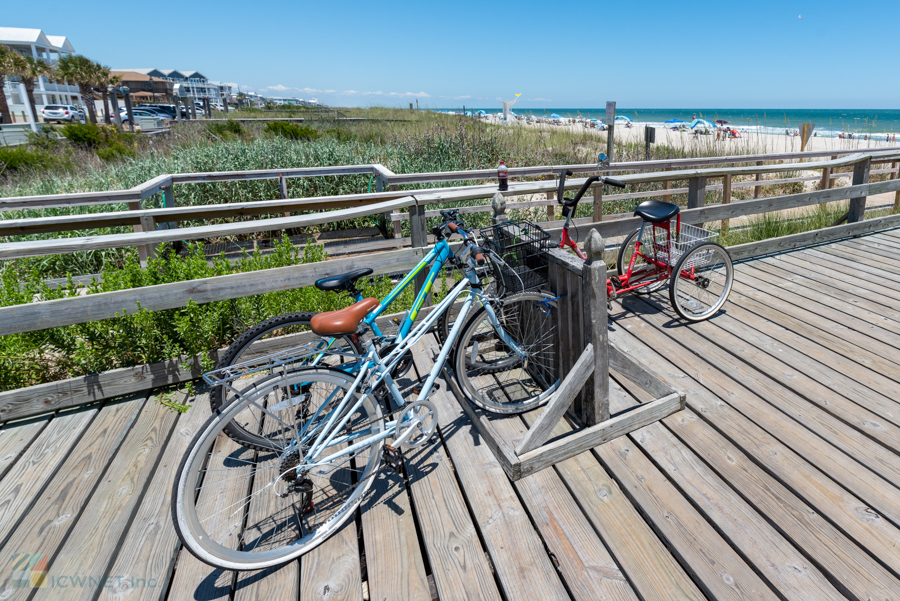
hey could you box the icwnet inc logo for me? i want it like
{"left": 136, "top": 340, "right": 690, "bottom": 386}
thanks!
{"left": 10, "top": 553, "right": 48, "bottom": 589}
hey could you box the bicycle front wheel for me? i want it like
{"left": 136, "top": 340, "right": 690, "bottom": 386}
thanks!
{"left": 173, "top": 367, "right": 383, "bottom": 570}
{"left": 453, "top": 292, "right": 559, "bottom": 414}
{"left": 668, "top": 241, "right": 734, "bottom": 322}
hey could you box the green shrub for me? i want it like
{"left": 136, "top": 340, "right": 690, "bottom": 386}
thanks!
{"left": 61, "top": 121, "right": 105, "bottom": 148}
{"left": 264, "top": 121, "right": 318, "bottom": 140}
{"left": 96, "top": 143, "right": 136, "bottom": 162}
{"left": 324, "top": 128, "right": 357, "bottom": 143}
{"left": 206, "top": 119, "right": 244, "bottom": 138}
{"left": 0, "top": 146, "right": 65, "bottom": 173}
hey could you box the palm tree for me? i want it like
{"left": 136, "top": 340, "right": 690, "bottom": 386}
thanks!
{"left": 96, "top": 67, "right": 121, "bottom": 125}
{"left": 55, "top": 54, "right": 99, "bottom": 124}
{"left": 17, "top": 56, "right": 52, "bottom": 122}
{"left": 0, "top": 46, "right": 16, "bottom": 124}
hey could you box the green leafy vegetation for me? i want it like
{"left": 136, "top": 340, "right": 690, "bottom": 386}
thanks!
{"left": 264, "top": 121, "right": 319, "bottom": 140}
{"left": 206, "top": 119, "right": 245, "bottom": 139}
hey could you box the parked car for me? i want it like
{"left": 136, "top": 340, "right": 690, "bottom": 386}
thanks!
{"left": 139, "top": 104, "right": 179, "bottom": 119}
{"left": 134, "top": 106, "right": 172, "bottom": 118}
{"left": 41, "top": 105, "right": 85, "bottom": 123}
{"left": 120, "top": 108, "right": 171, "bottom": 126}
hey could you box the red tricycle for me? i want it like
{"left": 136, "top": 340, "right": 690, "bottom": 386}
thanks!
{"left": 555, "top": 163, "right": 734, "bottom": 322}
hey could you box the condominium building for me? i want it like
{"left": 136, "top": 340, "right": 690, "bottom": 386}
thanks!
{"left": 118, "top": 69, "right": 231, "bottom": 103}
{"left": 0, "top": 27, "right": 82, "bottom": 120}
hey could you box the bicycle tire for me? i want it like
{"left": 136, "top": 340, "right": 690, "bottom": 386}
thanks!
{"left": 174, "top": 366, "right": 383, "bottom": 570}
{"left": 668, "top": 241, "right": 733, "bottom": 322}
{"left": 209, "top": 312, "right": 363, "bottom": 450}
{"left": 452, "top": 292, "right": 560, "bottom": 414}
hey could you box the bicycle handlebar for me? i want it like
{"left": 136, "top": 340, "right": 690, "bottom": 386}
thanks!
{"left": 557, "top": 170, "right": 628, "bottom": 212}
{"left": 557, "top": 169, "right": 573, "bottom": 202}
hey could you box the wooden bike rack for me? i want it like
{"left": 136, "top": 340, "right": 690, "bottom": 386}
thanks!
{"left": 444, "top": 229, "right": 685, "bottom": 481}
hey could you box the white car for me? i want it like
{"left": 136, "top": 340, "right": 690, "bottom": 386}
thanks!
{"left": 41, "top": 105, "right": 85, "bottom": 123}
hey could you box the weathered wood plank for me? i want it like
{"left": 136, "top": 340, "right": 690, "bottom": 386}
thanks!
{"left": 412, "top": 337, "right": 570, "bottom": 601}
{"left": 610, "top": 306, "right": 900, "bottom": 572}
{"left": 0, "top": 396, "right": 145, "bottom": 557}
{"left": 516, "top": 393, "right": 683, "bottom": 479}
{"left": 518, "top": 411, "right": 705, "bottom": 600}
{"left": 484, "top": 412, "right": 639, "bottom": 601}
{"left": 0, "top": 197, "right": 417, "bottom": 259}
{"left": 99, "top": 394, "right": 213, "bottom": 601}
{"left": 594, "top": 392, "right": 776, "bottom": 599}
{"left": 0, "top": 407, "right": 97, "bottom": 546}
{"left": 32, "top": 400, "right": 178, "bottom": 601}
{"left": 0, "top": 416, "right": 49, "bottom": 481}
{"left": 0, "top": 247, "right": 425, "bottom": 337}
{"left": 515, "top": 345, "right": 594, "bottom": 455}
{"left": 622, "top": 419, "right": 847, "bottom": 601}
{"left": 609, "top": 326, "right": 900, "bottom": 600}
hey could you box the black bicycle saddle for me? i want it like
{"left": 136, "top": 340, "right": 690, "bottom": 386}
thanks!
{"left": 634, "top": 200, "right": 680, "bottom": 224}
{"left": 315, "top": 268, "right": 374, "bottom": 293}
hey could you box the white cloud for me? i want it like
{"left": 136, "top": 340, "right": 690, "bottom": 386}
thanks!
{"left": 340, "top": 90, "right": 430, "bottom": 97}
{"left": 453, "top": 95, "right": 471, "bottom": 99}
{"left": 266, "top": 84, "right": 290, "bottom": 91}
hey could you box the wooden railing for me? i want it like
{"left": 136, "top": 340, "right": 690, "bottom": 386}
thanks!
{"left": 2, "top": 149, "right": 900, "bottom": 419}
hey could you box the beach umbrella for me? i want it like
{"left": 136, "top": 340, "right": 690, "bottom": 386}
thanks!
{"left": 665, "top": 119, "right": 683, "bottom": 124}
{"left": 715, "top": 119, "right": 729, "bottom": 125}
{"left": 615, "top": 115, "right": 633, "bottom": 123}
{"left": 549, "top": 113, "right": 562, "bottom": 118}
{"left": 690, "top": 118, "right": 715, "bottom": 129}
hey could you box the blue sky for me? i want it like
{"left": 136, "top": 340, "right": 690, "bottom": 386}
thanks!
{"left": 6, "top": 0, "right": 899, "bottom": 109}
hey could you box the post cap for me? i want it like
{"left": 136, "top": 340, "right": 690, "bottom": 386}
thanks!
{"left": 584, "top": 229, "right": 605, "bottom": 261}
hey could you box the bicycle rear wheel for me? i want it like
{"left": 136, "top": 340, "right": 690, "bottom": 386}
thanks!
{"left": 669, "top": 241, "right": 734, "bottom": 322}
{"left": 173, "top": 367, "right": 383, "bottom": 570}
{"left": 453, "top": 292, "right": 559, "bottom": 414}
{"left": 209, "top": 313, "right": 363, "bottom": 450}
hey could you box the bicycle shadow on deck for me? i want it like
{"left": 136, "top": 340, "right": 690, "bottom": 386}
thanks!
{"left": 610, "top": 293, "right": 728, "bottom": 330}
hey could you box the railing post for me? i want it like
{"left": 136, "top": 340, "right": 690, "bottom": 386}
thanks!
{"left": 162, "top": 185, "right": 178, "bottom": 230}
{"left": 721, "top": 173, "right": 732, "bottom": 238}
{"left": 278, "top": 175, "right": 290, "bottom": 217}
{"left": 387, "top": 183, "right": 400, "bottom": 239}
{"left": 491, "top": 192, "right": 508, "bottom": 224}
{"left": 819, "top": 165, "right": 831, "bottom": 191}
{"left": 546, "top": 190, "right": 556, "bottom": 221}
{"left": 687, "top": 176, "right": 707, "bottom": 209}
{"left": 847, "top": 156, "right": 871, "bottom": 223}
{"left": 409, "top": 201, "right": 429, "bottom": 303}
{"left": 581, "top": 229, "right": 609, "bottom": 425}
{"left": 663, "top": 167, "right": 672, "bottom": 204}
{"left": 828, "top": 156, "right": 837, "bottom": 189}
{"left": 754, "top": 160, "right": 763, "bottom": 198}
{"left": 592, "top": 184, "right": 603, "bottom": 222}
{"left": 891, "top": 161, "right": 899, "bottom": 213}
{"left": 138, "top": 214, "right": 156, "bottom": 267}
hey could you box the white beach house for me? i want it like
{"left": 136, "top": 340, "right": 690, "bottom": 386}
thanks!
{"left": 0, "top": 27, "right": 82, "bottom": 120}
{"left": 117, "top": 69, "right": 231, "bottom": 105}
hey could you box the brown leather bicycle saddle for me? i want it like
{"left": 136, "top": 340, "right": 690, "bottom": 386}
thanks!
{"left": 634, "top": 200, "right": 680, "bottom": 224}
{"left": 310, "top": 297, "right": 379, "bottom": 336}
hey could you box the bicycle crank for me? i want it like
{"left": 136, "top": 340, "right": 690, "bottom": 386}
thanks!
{"left": 394, "top": 400, "right": 437, "bottom": 450}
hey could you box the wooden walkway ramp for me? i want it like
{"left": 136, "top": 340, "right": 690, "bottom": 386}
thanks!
{"left": 3, "top": 228, "right": 900, "bottom": 600}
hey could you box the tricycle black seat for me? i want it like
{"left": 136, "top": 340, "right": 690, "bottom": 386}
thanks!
{"left": 634, "top": 200, "right": 680, "bottom": 224}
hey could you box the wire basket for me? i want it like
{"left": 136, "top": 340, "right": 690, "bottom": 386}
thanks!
{"left": 480, "top": 221, "right": 552, "bottom": 292}
{"left": 643, "top": 221, "right": 718, "bottom": 268}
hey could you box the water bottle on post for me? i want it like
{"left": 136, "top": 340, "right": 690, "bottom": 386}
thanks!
{"left": 497, "top": 160, "right": 509, "bottom": 191}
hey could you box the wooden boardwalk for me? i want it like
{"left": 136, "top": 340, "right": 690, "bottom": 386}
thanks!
{"left": 3, "top": 229, "right": 900, "bottom": 600}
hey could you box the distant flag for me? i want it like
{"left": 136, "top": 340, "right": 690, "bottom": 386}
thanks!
{"left": 515, "top": 94, "right": 521, "bottom": 97}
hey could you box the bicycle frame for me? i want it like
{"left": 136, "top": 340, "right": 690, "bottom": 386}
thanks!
{"left": 298, "top": 267, "right": 523, "bottom": 470}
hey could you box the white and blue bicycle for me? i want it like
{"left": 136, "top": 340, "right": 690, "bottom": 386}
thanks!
{"left": 172, "top": 214, "right": 560, "bottom": 570}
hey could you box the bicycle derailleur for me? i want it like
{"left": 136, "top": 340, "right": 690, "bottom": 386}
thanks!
{"left": 275, "top": 448, "right": 314, "bottom": 513}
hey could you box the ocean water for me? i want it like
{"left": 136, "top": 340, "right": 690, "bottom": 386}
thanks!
{"left": 457, "top": 108, "right": 900, "bottom": 138}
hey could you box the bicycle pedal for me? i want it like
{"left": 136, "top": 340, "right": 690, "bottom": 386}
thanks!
{"left": 382, "top": 444, "right": 403, "bottom": 474}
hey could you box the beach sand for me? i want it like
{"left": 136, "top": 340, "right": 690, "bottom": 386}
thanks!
{"left": 486, "top": 116, "right": 899, "bottom": 156}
